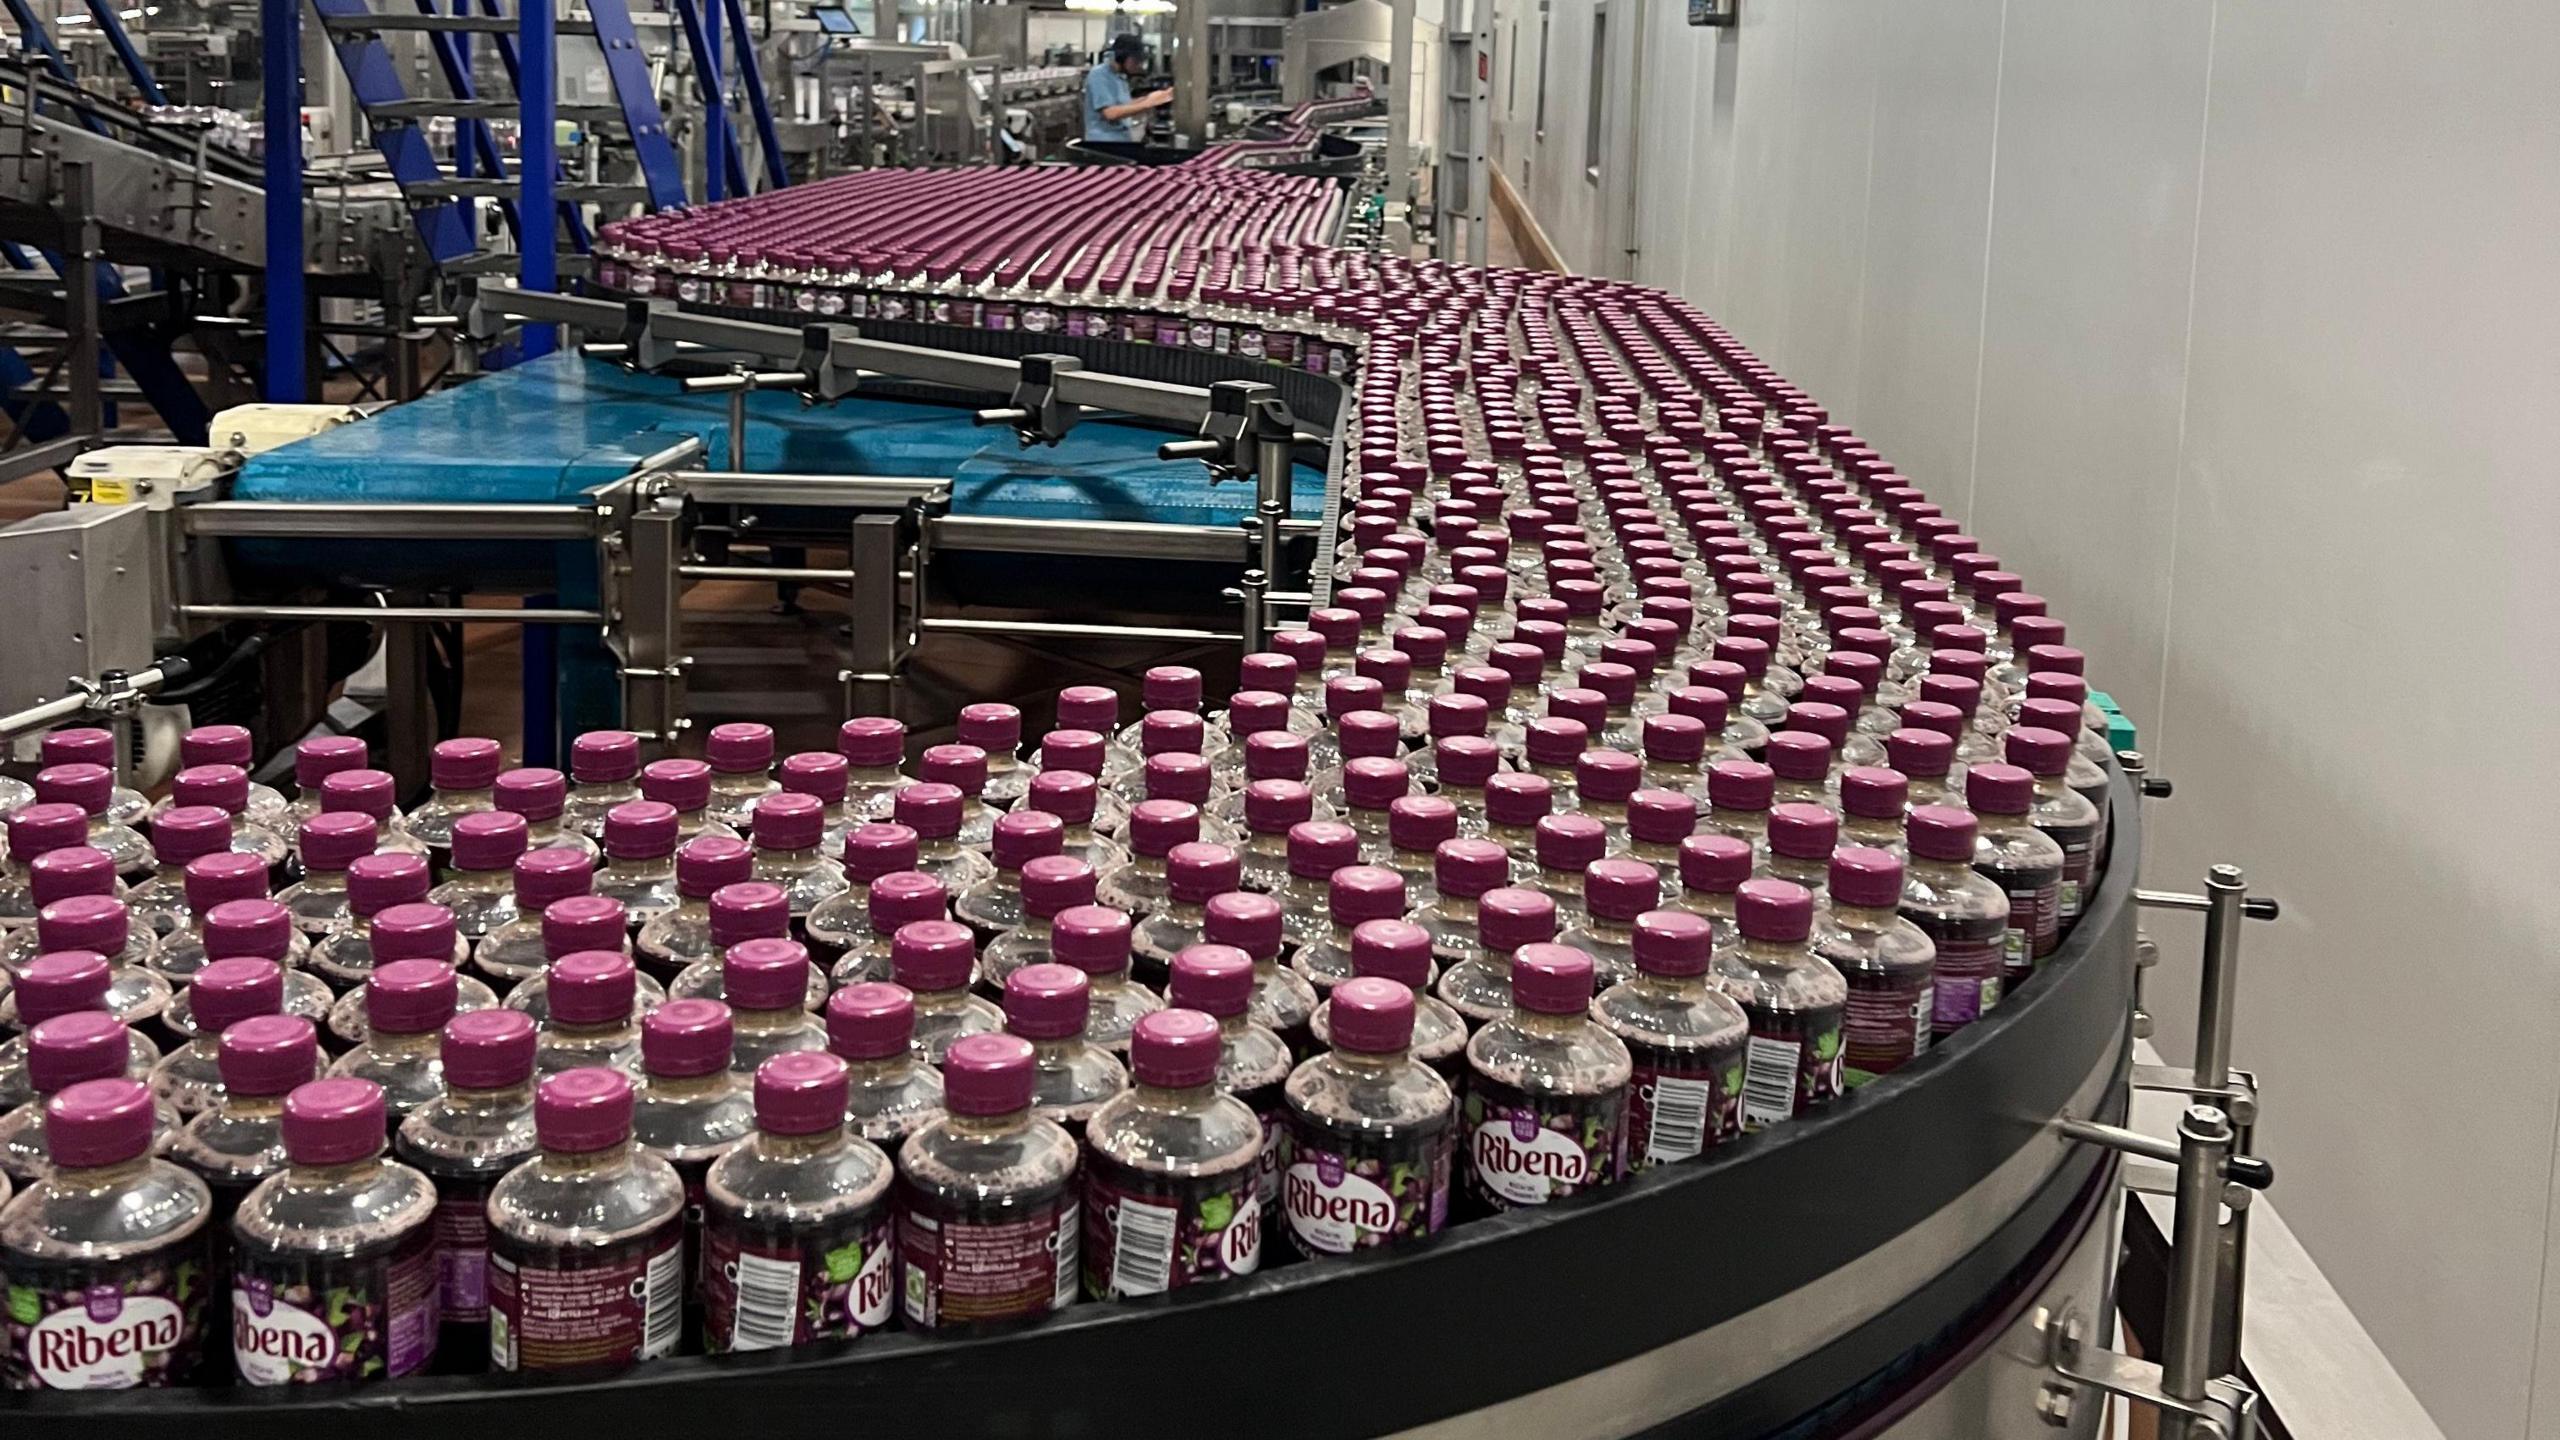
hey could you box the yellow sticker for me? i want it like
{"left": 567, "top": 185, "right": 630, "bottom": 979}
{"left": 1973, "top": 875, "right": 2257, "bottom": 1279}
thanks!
{"left": 85, "top": 478, "right": 133, "bottom": 505}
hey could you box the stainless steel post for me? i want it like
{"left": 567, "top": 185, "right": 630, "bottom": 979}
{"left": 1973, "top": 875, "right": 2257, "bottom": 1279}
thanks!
{"left": 619, "top": 492, "right": 687, "bottom": 744}
{"left": 60, "top": 161, "right": 101, "bottom": 448}
{"left": 2162, "top": 1104, "right": 2234, "bottom": 1440}
{"left": 842, "top": 511, "right": 902, "bottom": 718}
{"left": 2193, "top": 865, "right": 2248, "bottom": 1092}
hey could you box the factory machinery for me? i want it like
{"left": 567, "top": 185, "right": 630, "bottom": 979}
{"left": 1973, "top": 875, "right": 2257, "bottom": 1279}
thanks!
{"left": 0, "top": 102, "right": 2283, "bottom": 1440}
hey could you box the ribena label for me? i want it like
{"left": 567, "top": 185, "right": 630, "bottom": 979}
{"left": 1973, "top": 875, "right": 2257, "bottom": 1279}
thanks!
{"left": 25, "top": 1290, "right": 184, "bottom": 1389}
{"left": 230, "top": 1281, "right": 333, "bottom": 1384}
{"left": 1282, "top": 1155, "right": 1396, "bottom": 1254}
{"left": 1469, "top": 1114, "right": 1591, "bottom": 1204}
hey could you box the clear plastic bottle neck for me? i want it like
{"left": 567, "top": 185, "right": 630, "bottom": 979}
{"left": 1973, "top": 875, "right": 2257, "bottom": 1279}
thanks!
{"left": 946, "top": 1107, "right": 1030, "bottom": 1139}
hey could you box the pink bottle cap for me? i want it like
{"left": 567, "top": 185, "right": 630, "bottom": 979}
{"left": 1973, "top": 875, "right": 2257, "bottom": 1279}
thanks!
{"left": 441, "top": 1009, "right": 538, "bottom": 1090}
{"left": 1632, "top": 910, "right": 1714, "bottom": 978}
{"left": 1166, "top": 944, "right": 1253, "bottom": 1018}
{"left": 754, "top": 1050, "right": 851, "bottom": 1135}
{"left": 365, "top": 960, "right": 459, "bottom": 1036}
{"left": 1002, "top": 963, "right": 1091, "bottom": 1040}
{"left": 535, "top": 1066, "right": 636, "bottom": 1152}
{"left": 541, "top": 895, "right": 628, "bottom": 959}
{"left": 889, "top": 919, "right": 975, "bottom": 993}
{"left": 825, "top": 982, "right": 916, "bottom": 1060}
{"left": 1736, "top": 879, "right": 1816, "bottom": 942}
{"left": 941, "top": 1033, "right": 1036, "bottom": 1116}
{"left": 1510, "top": 944, "right": 1597, "bottom": 1015}
{"left": 1326, "top": 978, "right": 1416, "bottom": 1053}
{"left": 571, "top": 730, "right": 642, "bottom": 783}
{"left": 548, "top": 950, "right": 638, "bottom": 1024}
{"left": 218, "top": 1014, "right": 320, "bottom": 1098}
{"left": 675, "top": 835, "right": 754, "bottom": 899}
{"left": 1128, "top": 1009, "right": 1222, "bottom": 1087}
{"left": 371, "top": 902, "right": 459, "bottom": 963}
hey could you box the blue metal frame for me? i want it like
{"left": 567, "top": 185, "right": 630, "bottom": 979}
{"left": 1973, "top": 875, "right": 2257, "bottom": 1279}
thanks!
{"left": 409, "top": 0, "right": 522, "bottom": 244}
{"left": 79, "top": 0, "right": 168, "bottom": 103}
{"left": 719, "top": 0, "right": 788, "bottom": 190}
{"left": 264, "top": 0, "right": 304, "bottom": 398}
{"left": 519, "top": 0, "right": 556, "bottom": 357}
{"left": 464, "top": 0, "right": 593, "bottom": 252}
{"left": 308, "top": 0, "right": 477, "bottom": 264}
{"left": 673, "top": 0, "right": 742, "bottom": 200}
{"left": 585, "top": 0, "right": 689, "bottom": 209}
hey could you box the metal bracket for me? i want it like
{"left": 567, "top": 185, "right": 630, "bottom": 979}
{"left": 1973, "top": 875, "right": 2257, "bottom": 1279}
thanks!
{"left": 792, "top": 323, "right": 864, "bottom": 403}
{"left": 2035, "top": 1313, "right": 2260, "bottom": 1440}
{"left": 973, "top": 353, "right": 1085, "bottom": 446}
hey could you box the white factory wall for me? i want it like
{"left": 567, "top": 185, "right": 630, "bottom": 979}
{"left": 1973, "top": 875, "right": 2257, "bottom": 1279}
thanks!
{"left": 1491, "top": 2, "right": 2560, "bottom": 1437}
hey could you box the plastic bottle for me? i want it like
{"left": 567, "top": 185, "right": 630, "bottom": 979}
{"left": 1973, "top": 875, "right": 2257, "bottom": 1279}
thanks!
{"left": 1762, "top": 802, "right": 1840, "bottom": 894}
{"left": 1838, "top": 766, "right": 1909, "bottom": 856}
{"left": 0, "top": 850, "right": 123, "bottom": 976}
{"left": 667, "top": 885, "right": 818, "bottom": 1005}
{"left": 125, "top": 806, "right": 232, "bottom": 942}
{"left": 308, "top": 853, "right": 433, "bottom": 991}
{"left": 1817, "top": 848, "right": 1938, "bottom": 1086}
{"left": 1095, "top": 799, "right": 1198, "bottom": 919}
{"left": 0, "top": 1077, "right": 213, "bottom": 1388}
{"left": 150, "top": 957, "right": 288, "bottom": 1117}
{"left": 229, "top": 1078, "right": 440, "bottom": 1383}
{"left": 1413, "top": 837, "right": 1512, "bottom": 968}
{"left": 1269, "top": 820, "right": 1359, "bottom": 945}
{"left": 736, "top": 792, "right": 845, "bottom": 926}
{"left": 1381, "top": 796, "right": 1459, "bottom": 905}
{"left": 642, "top": 759, "right": 738, "bottom": 844}
{"left": 318, "top": 769, "right": 429, "bottom": 859}
{"left": 1, "top": 1013, "right": 181, "bottom": 1184}
{"left": 1703, "top": 759, "right": 1775, "bottom": 845}
{"left": 1290, "top": 866, "right": 1409, "bottom": 991}
{"left": 835, "top": 716, "right": 915, "bottom": 823}
{"left": 918, "top": 746, "right": 1002, "bottom": 850}
{"left": 593, "top": 802, "right": 684, "bottom": 931}
{"left": 329, "top": 961, "right": 460, "bottom": 1122}
{"left": 1079, "top": 1009, "right": 1263, "bottom": 1298}
{"left": 36, "top": 729, "right": 148, "bottom": 826}
{"left": 634, "top": 836, "right": 755, "bottom": 981}
{"left": 1435, "top": 886, "right": 1558, "bottom": 1029}
{"left": 2003, "top": 726, "right": 2104, "bottom": 930}
{"left": 426, "top": 811, "right": 530, "bottom": 944}
{"left": 1281, "top": 978, "right": 1453, "bottom": 1259}
{"left": 1593, "top": 911, "right": 1749, "bottom": 1168}
{"left": 980, "top": 855, "right": 1096, "bottom": 990}
{"left": 1197, "top": 891, "right": 1313, "bottom": 1056}
{"left": 170, "top": 1014, "right": 311, "bottom": 1235}
{"left": 893, "top": 919, "right": 1002, "bottom": 1063}
{"left": 893, "top": 1033, "right": 1081, "bottom": 1331}
{"left": 1308, "top": 920, "right": 1465, "bottom": 1079}
{"left": 0, "top": 953, "right": 159, "bottom": 1109}
{"left": 697, "top": 1050, "right": 895, "bottom": 1353}
{"left": 282, "top": 737, "right": 370, "bottom": 831}
{"left": 802, "top": 823, "right": 922, "bottom": 967}
{"left": 405, "top": 738, "right": 504, "bottom": 860}
{"left": 467, "top": 848, "right": 594, "bottom": 994}
{"left": 495, "top": 766, "right": 598, "bottom": 865}
{"left": 323, "top": 903, "right": 492, "bottom": 1050}
{"left": 0, "top": 805, "right": 92, "bottom": 927}
{"left": 1715, "top": 880, "right": 1848, "bottom": 1129}
{"left": 564, "top": 731, "right": 645, "bottom": 840}
{"left": 954, "top": 809, "right": 1065, "bottom": 937}
{"left": 534, "top": 951, "right": 644, "bottom": 1075}
{"left": 958, "top": 703, "right": 1033, "bottom": 807}
{"left": 1004, "top": 964, "right": 1128, "bottom": 1135}
{"left": 1046, "top": 905, "right": 1163, "bottom": 1053}
{"left": 1895, "top": 805, "right": 2011, "bottom": 1041}
{"left": 630, "top": 999, "right": 754, "bottom": 1322}
{"left": 775, "top": 752, "right": 856, "bottom": 861}
{"left": 1529, "top": 812, "right": 1607, "bottom": 924}
{"left": 393, "top": 1009, "right": 539, "bottom": 1366}
{"left": 486, "top": 1067, "right": 687, "bottom": 1371}
{"left": 825, "top": 983, "right": 946, "bottom": 1145}
{"left": 32, "top": 764, "right": 150, "bottom": 877}
{"left": 709, "top": 939, "right": 829, "bottom": 1075}
{"left": 500, "top": 895, "right": 670, "bottom": 1025}
{"left": 1430, "top": 736, "right": 1504, "bottom": 839}
{"left": 701, "top": 724, "right": 781, "bottom": 834}
{"left": 167, "top": 766, "right": 290, "bottom": 874}
{"left": 276, "top": 813, "right": 378, "bottom": 935}
{"left": 165, "top": 901, "right": 333, "bottom": 1046}
{"left": 1017, "top": 768, "right": 1128, "bottom": 876}
{"left": 822, "top": 870, "right": 947, "bottom": 989}
{"left": 1556, "top": 858, "right": 1661, "bottom": 987}
{"left": 1166, "top": 944, "right": 1291, "bottom": 1230}
{"left": 1459, "top": 945, "right": 1630, "bottom": 1210}
{"left": 893, "top": 782, "right": 996, "bottom": 893}
{"left": 1966, "top": 764, "right": 2067, "bottom": 981}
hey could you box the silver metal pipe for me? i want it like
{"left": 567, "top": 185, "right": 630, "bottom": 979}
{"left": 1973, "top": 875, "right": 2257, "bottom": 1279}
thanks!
{"left": 921, "top": 618, "right": 1244, "bottom": 644}
{"left": 182, "top": 502, "right": 595, "bottom": 540}
{"left": 678, "top": 565, "right": 856, "bottom": 583}
{"left": 0, "top": 663, "right": 180, "bottom": 741}
{"left": 2194, "top": 866, "right": 2248, "bottom": 1092}
{"left": 179, "top": 605, "right": 605, "bottom": 625}
{"left": 2161, "top": 1105, "right": 2235, "bottom": 1436}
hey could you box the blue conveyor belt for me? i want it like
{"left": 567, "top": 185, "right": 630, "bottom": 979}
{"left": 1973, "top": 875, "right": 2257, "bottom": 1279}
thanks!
{"left": 235, "top": 352, "right": 1327, "bottom": 524}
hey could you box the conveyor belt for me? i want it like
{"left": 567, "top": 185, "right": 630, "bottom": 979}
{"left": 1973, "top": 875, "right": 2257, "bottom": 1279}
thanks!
{"left": 235, "top": 353, "right": 1325, "bottom": 526}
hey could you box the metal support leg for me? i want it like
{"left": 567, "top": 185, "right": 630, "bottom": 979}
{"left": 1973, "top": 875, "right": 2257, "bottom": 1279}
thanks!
{"left": 383, "top": 620, "right": 434, "bottom": 797}
{"left": 58, "top": 161, "right": 100, "bottom": 447}
{"left": 2162, "top": 1106, "right": 2235, "bottom": 1440}
{"left": 841, "top": 511, "right": 902, "bottom": 719}
{"left": 618, "top": 491, "right": 686, "bottom": 744}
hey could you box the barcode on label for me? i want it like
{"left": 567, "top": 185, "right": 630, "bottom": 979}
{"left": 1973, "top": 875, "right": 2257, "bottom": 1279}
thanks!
{"left": 1052, "top": 1201, "right": 1082, "bottom": 1310}
{"left": 642, "top": 1239, "right": 683, "bottom": 1358}
{"left": 1743, "top": 1036, "right": 1800, "bottom": 1128}
{"left": 1913, "top": 986, "right": 1935, "bottom": 1056}
{"left": 1645, "top": 1076, "right": 1714, "bottom": 1163}
{"left": 729, "top": 1251, "right": 802, "bottom": 1352}
{"left": 1110, "top": 1198, "right": 1179, "bottom": 1298}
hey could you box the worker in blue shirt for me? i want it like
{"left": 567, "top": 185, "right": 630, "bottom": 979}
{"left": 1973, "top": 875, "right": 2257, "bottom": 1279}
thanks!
{"left": 1084, "top": 33, "right": 1170, "bottom": 143}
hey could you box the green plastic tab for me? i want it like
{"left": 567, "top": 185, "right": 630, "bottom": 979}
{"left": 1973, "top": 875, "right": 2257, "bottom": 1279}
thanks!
{"left": 2088, "top": 691, "right": 2138, "bottom": 753}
